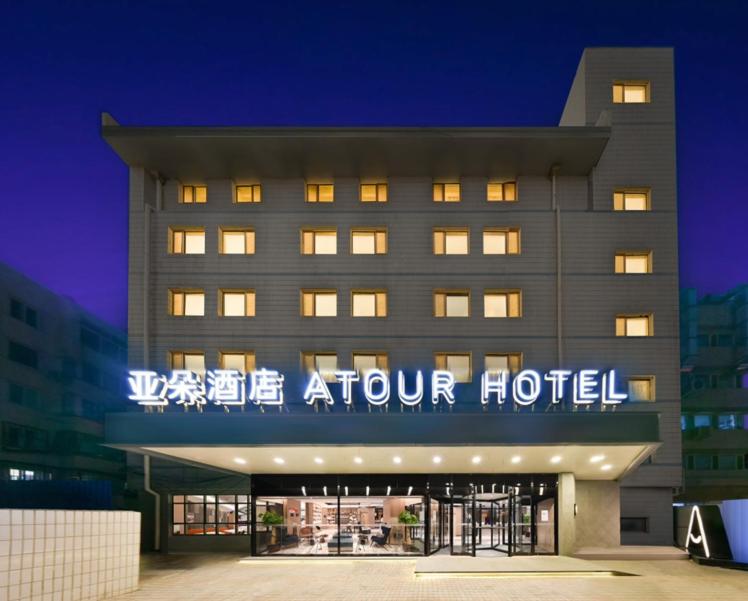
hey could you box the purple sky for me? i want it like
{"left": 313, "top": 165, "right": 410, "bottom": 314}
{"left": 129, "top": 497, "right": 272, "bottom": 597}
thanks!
{"left": 1, "top": 0, "right": 746, "bottom": 330}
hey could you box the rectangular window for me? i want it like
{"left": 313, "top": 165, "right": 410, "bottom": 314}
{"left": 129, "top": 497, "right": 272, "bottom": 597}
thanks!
{"left": 351, "top": 228, "right": 387, "bottom": 254}
{"left": 628, "top": 376, "right": 655, "bottom": 401}
{"left": 219, "top": 351, "right": 256, "bottom": 373}
{"left": 613, "top": 189, "right": 650, "bottom": 211}
{"left": 219, "top": 290, "right": 255, "bottom": 317}
{"left": 620, "top": 517, "right": 649, "bottom": 533}
{"left": 615, "top": 314, "right": 653, "bottom": 337}
{"left": 615, "top": 252, "right": 652, "bottom": 274}
{"left": 182, "top": 185, "right": 207, "bottom": 204}
{"left": 433, "top": 183, "right": 461, "bottom": 202}
{"left": 434, "top": 353, "right": 471, "bottom": 383}
{"left": 172, "top": 494, "right": 249, "bottom": 536}
{"left": 301, "top": 290, "right": 337, "bottom": 317}
{"left": 717, "top": 414, "right": 737, "bottom": 430}
{"left": 693, "top": 414, "right": 711, "bottom": 428}
{"left": 301, "top": 352, "right": 338, "bottom": 382}
{"left": 360, "top": 183, "right": 388, "bottom": 202}
{"left": 169, "top": 228, "right": 206, "bottom": 254}
{"left": 301, "top": 228, "right": 337, "bottom": 255}
{"left": 487, "top": 181, "right": 517, "bottom": 202}
{"left": 484, "top": 290, "right": 521, "bottom": 318}
{"left": 169, "top": 289, "right": 205, "bottom": 316}
{"left": 351, "top": 290, "right": 387, "bottom": 317}
{"left": 235, "top": 185, "right": 261, "bottom": 203}
{"left": 169, "top": 351, "right": 205, "bottom": 375}
{"left": 306, "top": 183, "right": 334, "bottom": 203}
{"left": 485, "top": 353, "right": 522, "bottom": 374}
{"left": 612, "top": 82, "right": 650, "bottom": 104}
{"left": 483, "top": 228, "right": 520, "bottom": 255}
{"left": 434, "top": 290, "right": 470, "bottom": 318}
{"left": 433, "top": 228, "right": 469, "bottom": 255}
{"left": 220, "top": 228, "right": 255, "bottom": 254}
{"left": 10, "top": 298, "right": 23, "bottom": 320}
{"left": 352, "top": 352, "right": 389, "bottom": 375}
{"left": 8, "top": 341, "right": 38, "bottom": 369}
{"left": 717, "top": 455, "right": 738, "bottom": 470}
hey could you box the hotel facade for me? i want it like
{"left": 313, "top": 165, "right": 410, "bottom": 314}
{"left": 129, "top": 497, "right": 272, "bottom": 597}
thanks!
{"left": 103, "top": 47, "right": 681, "bottom": 556}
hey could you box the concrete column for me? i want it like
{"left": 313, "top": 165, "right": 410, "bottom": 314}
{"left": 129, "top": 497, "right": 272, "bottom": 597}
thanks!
{"left": 557, "top": 472, "right": 576, "bottom": 555}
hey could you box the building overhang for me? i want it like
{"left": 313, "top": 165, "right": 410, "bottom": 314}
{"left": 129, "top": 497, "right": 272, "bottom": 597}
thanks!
{"left": 101, "top": 115, "right": 610, "bottom": 179}
{"left": 105, "top": 412, "right": 659, "bottom": 481}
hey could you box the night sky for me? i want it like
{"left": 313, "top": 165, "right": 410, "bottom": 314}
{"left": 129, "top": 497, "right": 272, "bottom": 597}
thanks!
{"left": 1, "top": 0, "right": 746, "bottom": 330}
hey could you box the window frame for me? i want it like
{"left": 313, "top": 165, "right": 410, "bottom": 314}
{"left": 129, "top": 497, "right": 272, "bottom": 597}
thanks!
{"left": 301, "top": 289, "right": 338, "bottom": 317}
{"left": 612, "top": 81, "right": 651, "bottom": 104}
{"left": 181, "top": 185, "right": 207, "bottom": 204}
{"left": 432, "top": 182, "right": 461, "bottom": 203}
{"left": 350, "top": 289, "right": 388, "bottom": 318}
{"left": 218, "top": 289, "right": 256, "bottom": 317}
{"left": 628, "top": 376, "right": 656, "bottom": 402}
{"left": 613, "top": 189, "right": 651, "bottom": 211}
{"left": 169, "top": 351, "right": 206, "bottom": 374}
{"left": 615, "top": 314, "right": 654, "bottom": 337}
{"left": 614, "top": 251, "right": 653, "bottom": 274}
{"left": 300, "top": 351, "right": 339, "bottom": 382}
{"left": 360, "top": 183, "right": 388, "bottom": 203}
{"left": 306, "top": 183, "right": 335, "bottom": 203}
{"left": 486, "top": 181, "right": 518, "bottom": 202}
{"left": 484, "top": 353, "right": 523, "bottom": 374}
{"left": 483, "top": 289, "right": 522, "bottom": 318}
{"left": 433, "top": 227, "right": 470, "bottom": 255}
{"left": 219, "top": 227, "right": 255, "bottom": 255}
{"left": 434, "top": 352, "right": 472, "bottom": 383}
{"left": 171, "top": 493, "right": 249, "bottom": 536}
{"left": 434, "top": 289, "right": 471, "bottom": 318}
{"left": 482, "top": 227, "right": 521, "bottom": 255}
{"left": 350, "top": 227, "right": 387, "bottom": 255}
{"left": 168, "top": 289, "right": 205, "bottom": 317}
{"left": 168, "top": 227, "right": 206, "bottom": 255}
{"left": 300, "top": 227, "right": 338, "bottom": 255}
{"left": 235, "top": 184, "right": 262, "bottom": 204}
{"left": 218, "top": 351, "right": 256, "bottom": 373}
{"left": 351, "top": 351, "right": 389, "bottom": 375}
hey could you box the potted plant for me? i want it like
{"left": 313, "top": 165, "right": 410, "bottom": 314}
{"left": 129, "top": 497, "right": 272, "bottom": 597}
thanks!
{"left": 260, "top": 510, "right": 284, "bottom": 545}
{"left": 398, "top": 509, "right": 419, "bottom": 546}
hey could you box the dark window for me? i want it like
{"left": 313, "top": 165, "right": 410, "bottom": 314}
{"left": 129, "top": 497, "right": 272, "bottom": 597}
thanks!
{"left": 8, "top": 341, "right": 38, "bottom": 369}
{"left": 2, "top": 423, "right": 49, "bottom": 452}
{"left": 10, "top": 298, "right": 23, "bottom": 320}
{"left": 82, "top": 363, "right": 99, "bottom": 386}
{"left": 8, "top": 382, "right": 40, "bottom": 409}
{"left": 621, "top": 517, "right": 649, "bottom": 533}
{"left": 693, "top": 454, "right": 712, "bottom": 470}
{"left": 717, "top": 455, "right": 737, "bottom": 470}
{"left": 25, "top": 307, "right": 37, "bottom": 328}
{"left": 80, "top": 328, "right": 100, "bottom": 351}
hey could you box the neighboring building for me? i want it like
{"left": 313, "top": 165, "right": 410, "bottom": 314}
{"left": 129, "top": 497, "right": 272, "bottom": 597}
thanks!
{"left": 103, "top": 47, "right": 680, "bottom": 556}
{"left": 0, "top": 262, "right": 127, "bottom": 492}
{"left": 680, "top": 286, "right": 748, "bottom": 502}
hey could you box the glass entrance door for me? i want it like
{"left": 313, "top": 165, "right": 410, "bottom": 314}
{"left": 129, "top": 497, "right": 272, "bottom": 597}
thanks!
{"left": 449, "top": 499, "right": 474, "bottom": 555}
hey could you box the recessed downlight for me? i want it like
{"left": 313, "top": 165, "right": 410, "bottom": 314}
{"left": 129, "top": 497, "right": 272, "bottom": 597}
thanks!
{"left": 550, "top": 455, "right": 562, "bottom": 464}
{"left": 590, "top": 454, "right": 605, "bottom": 463}
{"left": 353, "top": 456, "right": 363, "bottom": 464}
{"left": 314, "top": 457, "right": 324, "bottom": 465}
{"left": 600, "top": 464, "right": 613, "bottom": 472}
{"left": 393, "top": 456, "right": 402, "bottom": 464}
{"left": 511, "top": 456, "right": 522, "bottom": 464}
{"left": 233, "top": 457, "right": 247, "bottom": 465}
{"left": 471, "top": 455, "right": 482, "bottom": 465}
{"left": 432, "top": 456, "right": 442, "bottom": 464}
{"left": 273, "top": 457, "right": 285, "bottom": 465}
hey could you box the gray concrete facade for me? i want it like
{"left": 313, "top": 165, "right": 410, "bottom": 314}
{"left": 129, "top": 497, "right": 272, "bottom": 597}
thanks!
{"left": 105, "top": 47, "right": 681, "bottom": 547}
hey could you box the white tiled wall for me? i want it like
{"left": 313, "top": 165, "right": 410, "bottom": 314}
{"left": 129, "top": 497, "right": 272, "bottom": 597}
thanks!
{"left": 0, "top": 509, "right": 140, "bottom": 601}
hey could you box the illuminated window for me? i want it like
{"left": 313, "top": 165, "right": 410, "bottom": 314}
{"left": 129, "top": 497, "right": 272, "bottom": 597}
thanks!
{"left": 434, "top": 228, "right": 469, "bottom": 255}
{"left": 301, "top": 290, "right": 337, "bottom": 317}
{"left": 485, "top": 353, "right": 522, "bottom": 374}
{"left": 487, "top": 182, "right": 517, "bottom": 202}
{"left": 615, "top": 252, "right": 652, "bottom": 274}
{"left": 169, "top": 351, "right": 205, "bottom": 375}
{"left": 182, "top": 185, "right": 207, "bottom": 204}
{"left": 351, "top": 228, "right": 387, "bottom": 254}
{"left": 220, "top": 228, "right": 255, "bottom": 254}
{"left": 433, "top": 183, "right": 461, "bottom": 202}
{"left": 172, "top": 494, "right": 248, "bottom": 536}
{"left": 352, "top": 352, "right": 389, "bottom": 375}
{"left": 219, "top": 290, "right": 255, "bottom": 317}
{"left": 616, "top": 314, "right": 653, "bottom": 337}
{"left": 301, "top": 228, "right": 337, "bottom": 255}
{"left": 612, "top": 82, "right": 650, "bottom": 104}
{"left": 169, "top": 289, "right": 205, "bottom": 316}
{"left": 219, "top": 352, "right": 256, "bottom": 373}
{"left": 306, "top": 184, "right": 334, "bottom": 203}
{"left": 235, "top": 185, "right": 261, "bottom": 203}
{"left": 434, "top": 290, "right": 470, "bottom": 318}
{"left": 301, "top": 352, "right": 338, "bottom": 382}
{"left": 483, "top": 228, "right": 520, "bottom": 255}
{"left": 351, "top": 290, "right": 387, "bottom": 317}
{"left": 360, "top": 183, "right": 388, "bottom": 202}
{"left": 169, "top": 228, "right": 205, "bottom": 254}
{"left": 628, "top": 376, "right": 655, "bottom": 401}
{"left": 484, "top": 290, "right": 521, "bottom": 318}
{"left": 613, "top": 189, "right": 651, "bottom": 211}
{"left": 434, "top": 353, "right": 471, "bottom": 383}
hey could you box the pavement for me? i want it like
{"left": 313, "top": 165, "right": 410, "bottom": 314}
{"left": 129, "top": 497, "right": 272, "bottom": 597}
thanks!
{"left": 119, "top": 552, "right": 748, "bottom": 601}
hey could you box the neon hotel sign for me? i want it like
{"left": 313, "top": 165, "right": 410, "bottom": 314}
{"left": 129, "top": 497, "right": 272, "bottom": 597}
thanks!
{"left": 127, "top": 368, "right": 628, "bottom": 410}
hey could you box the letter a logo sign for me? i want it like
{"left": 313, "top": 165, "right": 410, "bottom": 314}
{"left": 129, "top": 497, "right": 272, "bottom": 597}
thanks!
{"left": 685, "top": 506, "right": 710, "bottom": 558}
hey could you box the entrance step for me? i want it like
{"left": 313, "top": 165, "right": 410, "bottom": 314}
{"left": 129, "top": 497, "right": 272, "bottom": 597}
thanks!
{"left": 573, "top": 546, "right": 689, "bottom": 560}
{"left": 415, "top": 555, "right": 637, "bottom": 577}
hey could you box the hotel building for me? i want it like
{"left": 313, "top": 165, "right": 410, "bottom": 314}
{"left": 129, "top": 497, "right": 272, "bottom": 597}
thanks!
{"left": 103, "top": 47, "right": 681, "bottom": 556}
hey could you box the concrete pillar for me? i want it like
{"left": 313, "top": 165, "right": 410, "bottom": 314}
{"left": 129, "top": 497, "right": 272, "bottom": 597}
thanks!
{"left": 557, "top": 472, "right": 576, "bottom": 555}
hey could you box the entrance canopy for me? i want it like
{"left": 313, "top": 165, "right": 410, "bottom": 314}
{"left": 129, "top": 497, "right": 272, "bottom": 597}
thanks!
{"left": 105, "top": 412, "right": 660, "bottom": 480}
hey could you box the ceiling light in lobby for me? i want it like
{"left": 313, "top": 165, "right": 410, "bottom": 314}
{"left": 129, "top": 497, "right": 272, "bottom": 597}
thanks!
{"left": 393, "top": 456, "right": 402, "bottom": 464}
{"left": 550, "top": 455, "right": 562, "bottom": 464}
{"left": 354, "top": 456, "right": 363, "bottom": 464}
{"left": 233, "top": 457, "right": 247, "bottom": 465}
{"left": 314, "top": 457, "right": 324, "bottom": 464}
{"left": 432, "top": 456, "right": 442, "bottom": 464}
{"left": 511, "top": 455, "right": 521, "bottom": 464}
{"left": 273, "top": 457, "right": 285, "bottom": 465}
{"left": 600, "top": 464, "right": 613, "bottom": 471}
{"left": 590, "top": 454, "right": 605, "bottom": 463}
{"left": 472, "top": 455, "right": 482, "bottom": 464}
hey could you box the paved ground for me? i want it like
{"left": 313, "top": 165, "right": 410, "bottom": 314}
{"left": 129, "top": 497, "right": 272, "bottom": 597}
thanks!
{"left": 121, "top": 553, "right": 748, "bottom": 601}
